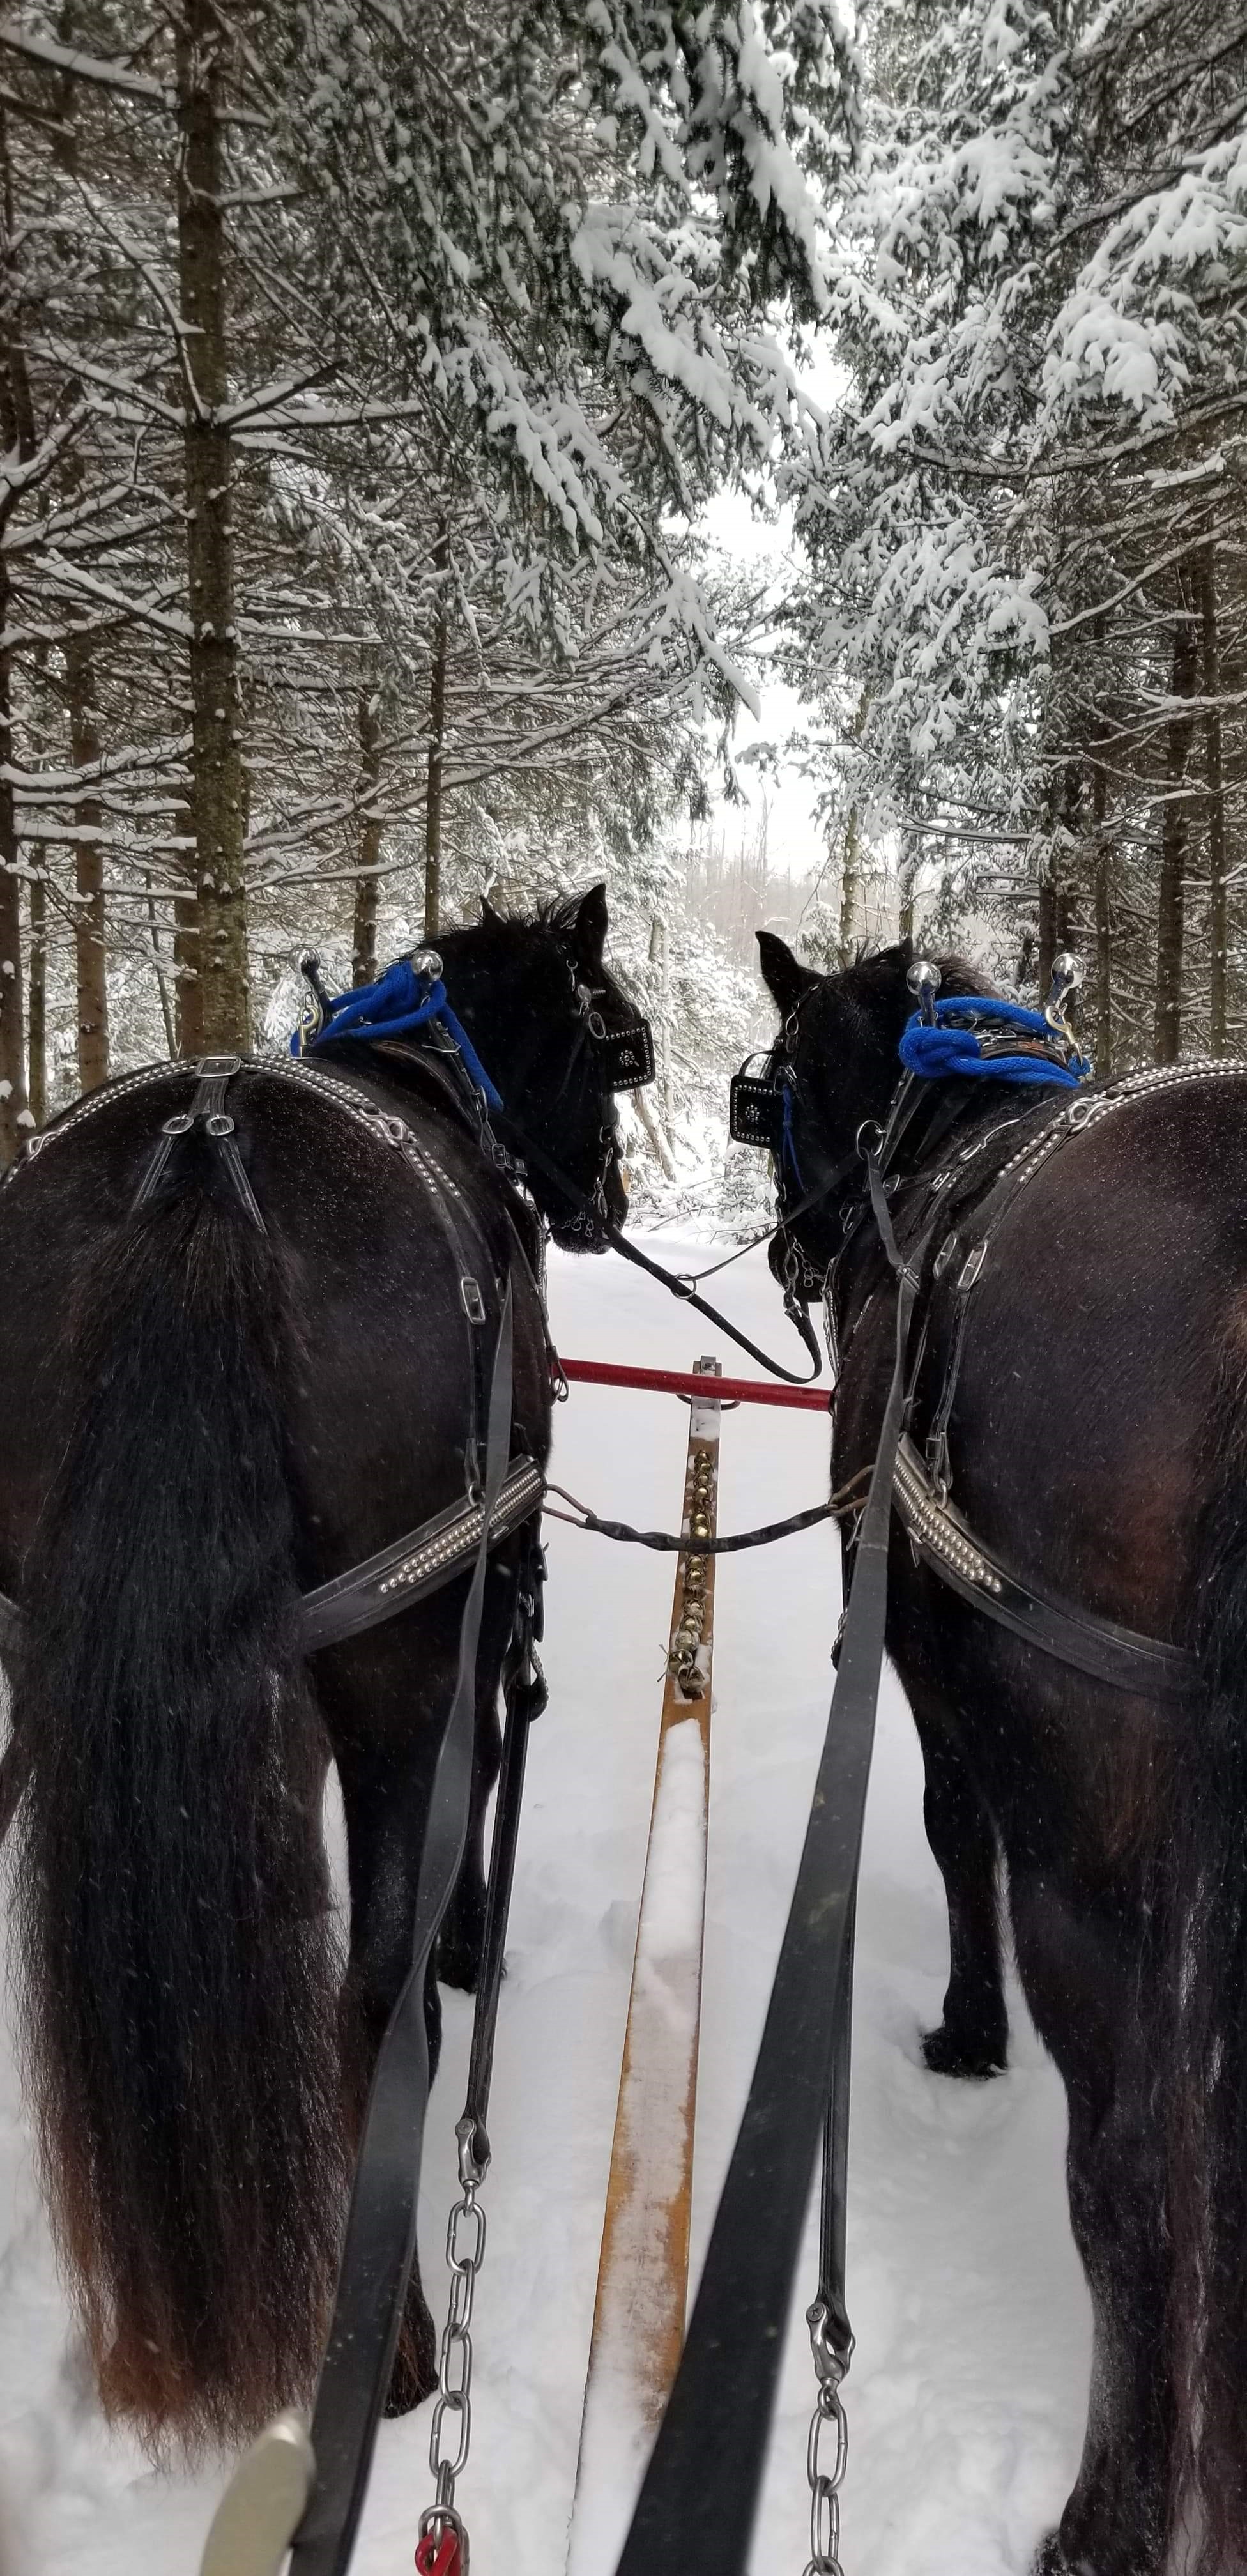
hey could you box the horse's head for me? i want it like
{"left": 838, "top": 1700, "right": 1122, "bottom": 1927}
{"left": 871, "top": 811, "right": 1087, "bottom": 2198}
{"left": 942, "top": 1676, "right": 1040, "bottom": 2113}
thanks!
{"left": 754, "top": 935, "right": 994, "bottom": 1295}
{"left": 440, "top": 885, "right": 650, "bottom": 1251}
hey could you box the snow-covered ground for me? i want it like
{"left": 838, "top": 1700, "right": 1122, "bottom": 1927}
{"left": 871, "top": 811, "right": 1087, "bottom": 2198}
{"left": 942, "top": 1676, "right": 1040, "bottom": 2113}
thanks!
{"left": 0, "top": 1241, "right": 1090, "bottom": 2576}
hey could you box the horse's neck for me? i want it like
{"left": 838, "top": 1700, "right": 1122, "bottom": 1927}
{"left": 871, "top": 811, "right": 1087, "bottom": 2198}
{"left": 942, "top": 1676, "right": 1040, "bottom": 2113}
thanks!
{"left": 833, "top": 1080, "right": 1058, "bottom": 1340}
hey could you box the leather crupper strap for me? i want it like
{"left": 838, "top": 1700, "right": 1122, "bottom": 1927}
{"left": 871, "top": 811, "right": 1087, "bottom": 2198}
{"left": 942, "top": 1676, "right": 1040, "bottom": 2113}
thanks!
{"left": 461, "top": 1522, "right": 548, "bottom": 2174}
{"left": 132, "top": 1054, "right": 267, "bottom": 1231}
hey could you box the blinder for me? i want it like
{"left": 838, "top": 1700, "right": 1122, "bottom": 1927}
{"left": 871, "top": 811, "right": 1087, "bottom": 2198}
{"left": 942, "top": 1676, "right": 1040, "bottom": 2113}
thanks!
{"left": 729, "top": 1059, "right": 787, "bottom": 1154}
{"left": 595, "top": 1015, "right": 655, "bottom": 1092}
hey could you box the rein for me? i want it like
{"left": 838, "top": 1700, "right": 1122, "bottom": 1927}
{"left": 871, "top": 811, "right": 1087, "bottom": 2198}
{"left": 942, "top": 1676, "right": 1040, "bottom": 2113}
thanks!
{"left": 495, "top": 1111, "right": 837, "bottom": 1386}
{"left": 286, "top": 1294, "right": 528, "bottom": 2576}
{"left": 615, "top": 1149, "right": 926, "bottom": 2573}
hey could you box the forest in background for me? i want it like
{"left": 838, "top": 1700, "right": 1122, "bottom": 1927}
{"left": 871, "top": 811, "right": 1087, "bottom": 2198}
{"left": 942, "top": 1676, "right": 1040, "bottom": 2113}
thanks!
{"left": 788, "top": 0, "right": 1247, "bottom": 1072}
{"left": 0, "top": 0, "right": 1242, "bottom": 1206}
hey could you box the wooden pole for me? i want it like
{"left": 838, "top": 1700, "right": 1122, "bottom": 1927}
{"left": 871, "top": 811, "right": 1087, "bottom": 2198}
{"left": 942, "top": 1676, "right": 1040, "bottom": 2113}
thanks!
{"left": 567, "top": 1358, "right": 721, "bottom": 2574}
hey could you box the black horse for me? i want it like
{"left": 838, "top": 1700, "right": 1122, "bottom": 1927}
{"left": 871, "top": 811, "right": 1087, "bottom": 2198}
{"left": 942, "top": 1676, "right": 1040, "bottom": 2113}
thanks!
{"left": 0, "top": 885, "right": 639, "bottom": 2450}
{"left": 756, "top": 931, "right": 1247, "bottom": 2576}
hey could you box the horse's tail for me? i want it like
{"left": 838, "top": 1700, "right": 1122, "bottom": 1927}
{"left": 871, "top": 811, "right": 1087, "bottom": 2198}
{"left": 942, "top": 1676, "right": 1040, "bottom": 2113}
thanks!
{"left": 9, "top": 1175, "right": 346, "bottom": 2450}
{"left": 1161, "top": 1342, "right": 1247, "bottom": 2570}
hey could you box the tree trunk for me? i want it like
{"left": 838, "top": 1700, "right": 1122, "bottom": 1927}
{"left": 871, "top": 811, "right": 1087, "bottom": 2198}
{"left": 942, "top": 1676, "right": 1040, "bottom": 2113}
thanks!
{"left": 424, "top": 527, "right": 449, "bottom": 938}
{"left": 352, "top": 677, "right": 383, "bottom": 985}
{"left": 27, "top": 868, "right": 45, "bottom": 1126}
{"left": 0, "top": 553, "right": 26, "bottom": 1166}
{"left": 632, "top": 1077, "right": 677, "bottom": 1181}
{"left": 147, "top": 873, "right": 178, "bottom": 1057}
{"left": 1037, "top": 877, "right": 1057, "bottom": 1002}
{"left": 839, "top": 687, "right": 869, "bottom": 960}
{"left": 648, "top": 911, "right": 675, "bottom": 1128}
{"left": 65, "top": 625, "right": 109, "bottom": 1087}
{"left": 1092, "top": 753, "right": 1112, "bottom": 1077}
{"left": 839, "top": 805, "right": 861, "bottom": 962}
{"left": 898, "top": 843, "right": 917, "bottom": 946}
{"left": 0, "top": 103, "right": 29, "bottom": 1165}
{"left": 174, "top": 894, "right": 204, "bottom": 1054}
{"left": 176, "top": 0, "right": 249, "bottom": 1051}
{"left": 174, "top": 806, "right": 203, "bottom": 1054}
{"left": 1055, "top": 759, "right": 1080, "bottom": 965}
{"left": 1153, "top": 583, "right": 1200, "bottom": 1066}
{"left": 1200, "top": 542, "right": 1228, "bottom": 1055}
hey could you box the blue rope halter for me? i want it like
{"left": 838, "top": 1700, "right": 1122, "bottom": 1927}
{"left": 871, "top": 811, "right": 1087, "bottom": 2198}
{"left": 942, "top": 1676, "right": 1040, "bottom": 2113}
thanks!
{"left": 289, "top": 956, "right": 504, "bottom": 1111}
{"left": 899, "top": 995, "right": 1091, "bottom": 1092}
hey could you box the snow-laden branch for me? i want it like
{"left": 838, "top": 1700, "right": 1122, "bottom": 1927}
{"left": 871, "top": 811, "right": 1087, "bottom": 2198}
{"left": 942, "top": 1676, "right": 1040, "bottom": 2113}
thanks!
{"left": 0, "top": 20, "right": 172, "bottom": 107}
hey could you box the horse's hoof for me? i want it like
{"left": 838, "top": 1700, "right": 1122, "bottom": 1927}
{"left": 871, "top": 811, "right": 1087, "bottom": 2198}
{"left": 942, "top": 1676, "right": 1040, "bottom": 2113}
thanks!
{"left": 384, "top": 2310, "right": 436, "bottom": 2417}
{"left": 921, "top": 2020, "right": 1007, "bottom": 2080}
{"left": 436, "top": 1931, "right": 482, "bottom": 1995}
{"left": 1032, "top": 2538, "right": 1074, "bottom": 2575}
{"left": 437, "top": 1884, "right": 489, "bottom": 1993}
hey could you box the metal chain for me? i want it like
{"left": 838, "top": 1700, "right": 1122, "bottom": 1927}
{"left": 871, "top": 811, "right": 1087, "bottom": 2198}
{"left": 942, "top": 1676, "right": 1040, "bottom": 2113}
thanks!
{"left": 802, "top": 2368, "right": 848, "bottom": 2576}
{"left": 418, "top": 2117, "right": 491, "bottom": 2575}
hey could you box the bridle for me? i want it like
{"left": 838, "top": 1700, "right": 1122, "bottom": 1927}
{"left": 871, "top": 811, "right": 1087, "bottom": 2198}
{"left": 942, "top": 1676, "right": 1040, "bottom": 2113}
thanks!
{"left": 728, "top": 1003, "right": 866, "bottom": 1319}
{"left": 297, "top": 941, "right": 655, "bottom": 1254}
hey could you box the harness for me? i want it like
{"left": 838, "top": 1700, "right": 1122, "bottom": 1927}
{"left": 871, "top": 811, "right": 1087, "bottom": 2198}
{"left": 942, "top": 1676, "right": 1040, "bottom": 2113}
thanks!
{"left": 864, "top": 1049, "right": 1243, "bottom": 1700}
{"left": 0, "top": 1048, "right": 545, "bottom": 1660}
{"left": 615, "top": 1019, "right": 1237, "bottom": 2576}
{"left": 0, "top": 1029, "right": 553, "bottom": 2576}
{"left": 734, "top": 964, "right": 1210, "bottom": 1700}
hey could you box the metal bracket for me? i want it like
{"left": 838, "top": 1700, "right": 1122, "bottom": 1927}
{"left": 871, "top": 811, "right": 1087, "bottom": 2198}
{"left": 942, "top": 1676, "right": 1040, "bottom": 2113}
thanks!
{"left": 957, "top": 1241, "right": 986, "bottom": 1294}
{"left": 199, "top": 2410, "right": 314, "bottom": 2576}
{"left": 132, "top": 1057, "right": 266, "bottom": 1232}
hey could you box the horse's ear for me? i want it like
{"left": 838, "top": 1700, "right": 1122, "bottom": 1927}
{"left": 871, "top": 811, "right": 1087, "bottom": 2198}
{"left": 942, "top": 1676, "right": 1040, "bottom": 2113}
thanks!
{"left": 572, "top": 882, "right": 609, "bottom": 970}
{"left": 757, "top": 930, "right": 818, "bottom": 1020}
{"left": 480, "top": 893, "right": 501, "bottom": 926}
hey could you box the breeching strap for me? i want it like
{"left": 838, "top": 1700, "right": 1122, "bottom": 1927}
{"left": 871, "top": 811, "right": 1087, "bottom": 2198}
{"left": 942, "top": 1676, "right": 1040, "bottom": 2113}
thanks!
{"left": 613, "top": 1153, "right": 928, "bottom": 2576}
{"left": 288, "top": 1288, "right": 516, "bottom": 2576}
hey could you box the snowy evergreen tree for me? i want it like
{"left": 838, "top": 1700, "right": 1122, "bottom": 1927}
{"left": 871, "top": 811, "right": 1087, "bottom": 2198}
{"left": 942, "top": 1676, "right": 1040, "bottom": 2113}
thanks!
{"left": 783, "top": 0, "right": 1247, "bottom": 1064}
{"left": 0, "top": 0, "right": 854, "bottom": 1166}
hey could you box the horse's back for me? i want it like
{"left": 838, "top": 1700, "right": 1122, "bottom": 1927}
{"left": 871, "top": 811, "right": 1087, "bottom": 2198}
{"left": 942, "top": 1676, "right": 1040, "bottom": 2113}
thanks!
{"left": 0, "top": 1057, "right": 549, "bottom": 1603}
{"left": 952, "top": 1070, "right": 1247, "bottom": 1643}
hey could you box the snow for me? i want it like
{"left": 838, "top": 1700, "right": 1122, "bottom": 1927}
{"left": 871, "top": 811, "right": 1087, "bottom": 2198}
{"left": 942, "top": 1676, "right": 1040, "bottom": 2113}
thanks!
{"left": 0, "top": 1239, "right": 1089, "bottom": 2575}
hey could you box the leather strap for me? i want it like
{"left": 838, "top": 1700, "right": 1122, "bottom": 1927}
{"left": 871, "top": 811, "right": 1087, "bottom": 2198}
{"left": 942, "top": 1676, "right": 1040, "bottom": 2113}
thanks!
{"left": 544, "top": 1485, "right": 852, "bottom": 1555}
{"left": 614, "top": 1160, "right": 926, "bottom": 2573}
{"left": 299, "top": 1458, "right": 545, "bottom": 1653}
{"left": 0, "top": 1459, "right": 546, "bottom": 1675}
{"left": 494, "top": 1110, "right": 834, "bottom": 1384}
{"left": 289, "top": 1287, "right": 515, "bottom": 2576}
{"left": 459, "top": 1529, "right": 547, "bottom": 2172}
{"left": 132, "top": 1056, "right": 267, "bottom": 1232}
{"left": 892, "top": 1438, "right": 1195, "bottom": 1697}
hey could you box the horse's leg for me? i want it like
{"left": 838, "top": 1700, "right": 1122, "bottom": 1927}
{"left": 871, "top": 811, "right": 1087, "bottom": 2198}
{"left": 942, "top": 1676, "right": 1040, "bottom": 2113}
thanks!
{"left": 436, "top": 1659, "right": 502, "bottom": 1995}
{"left": 325, "top": 1570, "right": 517, "bottom": 2414}
{"left": 908, "top": 1685, "right": 1008, "bottom": 2076}
{"left": 332, "top": 1720, "right": 447, "bottom": 2411}
{"left": 1012, "top": 1869, "right": 1168, "bottom": 2576}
